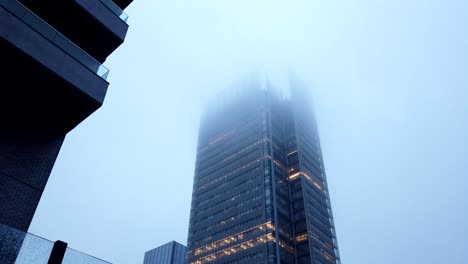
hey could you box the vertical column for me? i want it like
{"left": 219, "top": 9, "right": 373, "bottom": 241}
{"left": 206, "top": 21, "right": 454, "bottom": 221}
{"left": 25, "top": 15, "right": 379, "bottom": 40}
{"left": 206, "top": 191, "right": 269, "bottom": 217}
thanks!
{"left": 0, "top": 132, "right": 65, "bottom": 232}
{"left": 48, "top": 240, "right": 68, "bottom": 264}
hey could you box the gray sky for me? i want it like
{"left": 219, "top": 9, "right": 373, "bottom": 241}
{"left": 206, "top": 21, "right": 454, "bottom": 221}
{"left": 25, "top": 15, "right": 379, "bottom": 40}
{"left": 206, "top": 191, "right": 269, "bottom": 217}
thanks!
{"left": 30, "top": 0, "right": 467, "bottom": 263}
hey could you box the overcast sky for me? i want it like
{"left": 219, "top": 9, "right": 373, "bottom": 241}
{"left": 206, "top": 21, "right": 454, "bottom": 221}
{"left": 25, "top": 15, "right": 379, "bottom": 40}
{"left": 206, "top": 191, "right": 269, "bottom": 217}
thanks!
{"left": 30, "top": 0, "right": 467, "bottom": 263}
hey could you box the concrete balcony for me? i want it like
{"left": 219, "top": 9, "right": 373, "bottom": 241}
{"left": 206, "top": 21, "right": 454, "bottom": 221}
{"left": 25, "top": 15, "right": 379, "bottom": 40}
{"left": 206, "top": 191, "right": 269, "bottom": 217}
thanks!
{"left": 17, "top": 0, "right": 129, "bottom": 62}
{"left": 0, "top": 0, "right": 110, "bottom": 135}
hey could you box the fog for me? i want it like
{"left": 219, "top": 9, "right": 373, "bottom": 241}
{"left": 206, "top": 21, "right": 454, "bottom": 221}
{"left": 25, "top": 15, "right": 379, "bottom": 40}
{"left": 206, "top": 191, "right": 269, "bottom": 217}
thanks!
{"left": 30, "top": 0, "right": 467, "bottom": 263}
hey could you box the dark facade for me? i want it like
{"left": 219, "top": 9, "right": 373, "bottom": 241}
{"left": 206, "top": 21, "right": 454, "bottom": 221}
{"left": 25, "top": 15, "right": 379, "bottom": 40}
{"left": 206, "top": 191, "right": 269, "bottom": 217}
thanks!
{"left": 186, "top": 81, "right": 341, "bottom": 264}
{"left": 0, "top": 0, "right": 133, "bottom": 262}
{"left": 0, "top": 0, "right": 133, "bottom": 231}
{"left": 144, "top": 241, "right": 186, "bottom": 264}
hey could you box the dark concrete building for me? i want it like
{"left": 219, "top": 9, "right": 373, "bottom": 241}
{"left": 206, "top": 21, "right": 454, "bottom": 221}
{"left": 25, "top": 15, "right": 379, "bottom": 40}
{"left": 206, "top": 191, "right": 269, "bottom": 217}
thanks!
{"left": 0, "top": 0, "right": 133, "bottom": 262}
{"left": 186, "top": 80, "right": 341, "bottom": 264}
{"left": 144, "top": 241, "right": 186, "bottom": 264}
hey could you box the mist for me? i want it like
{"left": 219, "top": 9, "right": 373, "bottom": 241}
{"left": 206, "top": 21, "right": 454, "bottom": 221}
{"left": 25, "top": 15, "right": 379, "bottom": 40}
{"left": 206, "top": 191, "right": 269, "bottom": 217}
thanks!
{"left": 29, "top": 0, "right": 467, "bottom": 263}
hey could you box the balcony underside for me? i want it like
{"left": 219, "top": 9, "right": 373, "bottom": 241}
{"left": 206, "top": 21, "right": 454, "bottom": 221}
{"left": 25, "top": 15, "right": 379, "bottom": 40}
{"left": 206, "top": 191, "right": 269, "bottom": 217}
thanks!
{"left": 113, "top": 0, "right": 133, "bottom": 10}
{"left": 0, "top": 39, "right": 104, "bottom": 135}
{"left": 18, "top": 0, "right": 128, "bottom": 63}
{"left": 1, "top": 2, "right": 110, "bottom": 135}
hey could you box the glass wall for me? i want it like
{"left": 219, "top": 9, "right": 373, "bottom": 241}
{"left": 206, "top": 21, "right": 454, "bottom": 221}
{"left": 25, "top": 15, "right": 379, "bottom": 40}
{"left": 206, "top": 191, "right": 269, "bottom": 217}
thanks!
{"left": 0, "top": 224, "right": 110, "bottom": 264}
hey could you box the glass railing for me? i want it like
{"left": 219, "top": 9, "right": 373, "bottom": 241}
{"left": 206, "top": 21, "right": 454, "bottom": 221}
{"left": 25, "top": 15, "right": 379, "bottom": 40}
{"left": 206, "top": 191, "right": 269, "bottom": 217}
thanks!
{"left": 1, "top": 223, "right": 54, "bottom": 264}
{"left": 0, "top": 224, "right": 110, "bottom": 264}
{"left": 14, "top": 234, "right": 54, "bottom": 264}
{"left": 1, "top": 0, "right": 109, "bottom": 80}
{"left": 63, "top": 248, "right": 111, "bottom": 264}
{"left": 99, "top": 0, "right": 128, "bottom": 22}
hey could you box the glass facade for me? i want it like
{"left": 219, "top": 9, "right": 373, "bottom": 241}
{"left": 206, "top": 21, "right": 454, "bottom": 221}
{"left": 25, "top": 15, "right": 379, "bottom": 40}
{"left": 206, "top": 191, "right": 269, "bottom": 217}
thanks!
{"left": 186, "top": 84, "right": 340, "bottom": 264}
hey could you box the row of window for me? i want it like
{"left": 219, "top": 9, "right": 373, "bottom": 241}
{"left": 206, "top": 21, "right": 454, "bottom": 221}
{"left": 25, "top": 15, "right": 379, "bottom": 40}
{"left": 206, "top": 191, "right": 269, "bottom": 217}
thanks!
{"left": 192, "top": 221, "right": 275, "bottom": 258}
{"left": 196, "top": 159, "right": 261, "bottom": 195}
{"left": 313, "top": 245, "right": 336, "bottom": 264}
{"left": 198, "top": 145, "right": 262, "bottom": 181}
{"left": 198, "top": 117, "right": 263, "bottom": 163}
{"left": 190, "top": 217, "right": 261, "bottom": 248}
{"left": 192, "top": 186, "right": 260, "bottom": 227}
{"left": 197, "top": 131, "right": 262, "bottom": 174}
{"left": 190, "top": 196, "right": 262, "bottom": 236}
{"left": 197, "top": 125, "right": 262, "bottom": 168}
{"left": 194, "top": 166, "right": 260, "bottom": 208}
{"left": 224, "top": 251, "right": 264, "bottom": 264}
{"left": 194, "top": 170, "right": 257, "bottom": 209}
{"left": 192, "top": 233, "right": 276, "bottom": 264}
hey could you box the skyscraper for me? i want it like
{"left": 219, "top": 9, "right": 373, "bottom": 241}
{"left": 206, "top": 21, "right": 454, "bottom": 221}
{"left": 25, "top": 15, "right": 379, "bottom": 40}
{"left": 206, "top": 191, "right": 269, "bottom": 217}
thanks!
{"left": 144, "top": 241, "right": 186, "bottom": 264}
{"left": 186, "top": 80, "right": 341, "bottom": 264}
{"left": 0, "top": 0, "right": 133, "bottom": 261}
